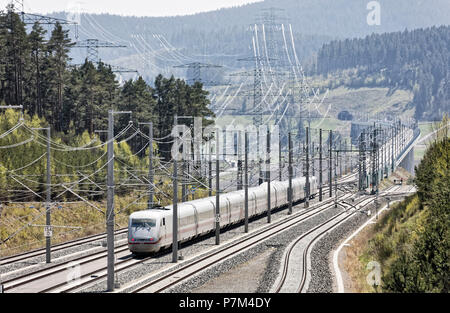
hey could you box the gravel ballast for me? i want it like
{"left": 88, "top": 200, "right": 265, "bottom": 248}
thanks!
{"left": 80, "top": 192, "right": 341, "bottom": 293}
{"left": 306, "top": 200, "right": 388, "bottom": 293}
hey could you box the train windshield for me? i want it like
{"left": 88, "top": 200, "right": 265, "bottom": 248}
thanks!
{"left": 131, "top": 218, "right": 156, "bottom": 229}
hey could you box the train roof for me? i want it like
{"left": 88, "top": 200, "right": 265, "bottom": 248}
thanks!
{"left": 129, "top": 209, "right": 168, "bottom": 219}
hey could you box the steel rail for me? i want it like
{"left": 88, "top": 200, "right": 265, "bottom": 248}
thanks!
{"left": 3, "top": 173, "right": 357, "bottom": 293}
{"left": 273, "top": 185, "right": 400, "bottom": 293}
{"left": 0, "top": 228, "right": 128, "bottom": 267}
{"left": 130, "top": 193, "right": 356, "bottom": 293}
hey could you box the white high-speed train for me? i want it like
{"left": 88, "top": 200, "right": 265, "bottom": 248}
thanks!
{"left": 128, "top": 176, "right": 317, "bottom": 254}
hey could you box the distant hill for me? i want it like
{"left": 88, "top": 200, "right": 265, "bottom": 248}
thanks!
{"left": 45, "top": 0, "right": 450, "bottom": 80}
{"left": 315, "top": 26, "right": 450, "bottom": 121}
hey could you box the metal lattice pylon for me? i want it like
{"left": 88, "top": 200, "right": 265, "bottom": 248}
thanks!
{"left": 74, "top": 39, "right": 127, "bottom": 64}
{"left": 173, "top": 62, "right": 222, "bottom": 85}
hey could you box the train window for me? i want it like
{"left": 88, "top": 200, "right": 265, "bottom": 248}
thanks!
{"left": 131, "top": 219, "right": 156, "bottom": 228}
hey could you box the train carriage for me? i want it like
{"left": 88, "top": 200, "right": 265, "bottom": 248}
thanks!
{"left": 128, "top": 176, "right": 317, "bottom": 254}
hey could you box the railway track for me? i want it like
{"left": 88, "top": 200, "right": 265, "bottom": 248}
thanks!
{"left": 273, "top": 184, "right": 404, "bottom": 293}
{"left": 127, "top": 192, "right": 356, "bottom": 293}
{"left": 1, "top": 238, "right": 131, "bottom": 293}
{"left": 45, "top": 186, "right": 352, "bottom": 293}
{"left": 1, "top": 173, "right": 357, "bottom": 293}
{"left": 0, "top": 228, "right": 128, "bottom": 267}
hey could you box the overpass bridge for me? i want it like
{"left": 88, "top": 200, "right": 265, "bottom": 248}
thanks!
{"left": 396, "top": 127, "right": 421, "bottom": 174}
{"left": 359, "top": 121, "right": 420, "bottom": 193}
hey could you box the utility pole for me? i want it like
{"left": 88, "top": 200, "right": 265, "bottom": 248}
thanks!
{"left": 258, "top": 129, "right": 263, "bottom": 185}
{"left": 32, "top": 126, "right": 51, "bottom": 263}
{"left": 311, "top": 141, "right": 315, "bottom": 177}
{"left": 139, "top": 122, "right": 154, "bottom": 209}
{"left": 371, "top": 125, "right": 377, "bottom": 195}
{"left": 181, "top": 141, "right": 187, "bottom": 202}
{"left": 237, "top": 130, "right": 243, "bottom": 190}
{"left": 106, "top": 112, "right": 114, "bottom": 290}
{"left": 391, "top": 126, "right": 395, "bottom": 173}
{"left": 350, "top": 142, "right": 353, "bottom": 174}
{"left": 208, "top": 139, "right": 212, "bottom": 197}
{"left": 215, "top": 128, "right": 221, "bottom": 245}
{"left": 244, "top": 132, "right": 249, "bottom": 232}
{"left": 172, "top": 115, "right": 179, "bottom": 263}
{"left": 45, "top": 127, "right": 51, "bottom": 263}
{"left": 335, "top": 147, "right": 338, "bottom": 208}
{"left": 279, "top": 132, "right": 282, "bottom": 181}
{"left": 319, "top": 129, "right": 323, "bottom": 201}
{"left": 339, "top": 140, "right": 342, "bottom": 178}
{"left": 394, "top": 121, "right": 397, "bottom": 160}
{"left": 358, "top": 131, "right": 363, "bottom": 191}
{"left": 344, "top": 140, "right": 347, "bottom": 175}
{"left": 266, "top": 129, "right": 271, "bottom": 223}
{"left": 305, "top": 127, "right": 310, "bottom": 208}
{"left": 288, "top": 132, "right": 293, "bottom": 214}
{"left": 329, "top": 130, "right": 333, "bottom": 198}
{"left": 383, "top": 129, "right": 386, "bottom": 178}
{"left": 376, "top": 128, "right": 380, "bottom": 186}
{"left": 362, "top": 130, "right": 367, "bottom": 190}
{"left": 106, "top": 110, "right": 131, "bottom": 291}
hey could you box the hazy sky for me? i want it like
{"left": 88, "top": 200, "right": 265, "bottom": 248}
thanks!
{"left": 1, "top": 0, "right": 263, "bottom": 17}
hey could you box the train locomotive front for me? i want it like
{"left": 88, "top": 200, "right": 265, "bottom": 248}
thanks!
{"left": 128, "top": 210, "right": 163, "bottom": 254}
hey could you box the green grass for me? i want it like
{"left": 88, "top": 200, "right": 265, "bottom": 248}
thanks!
{"left": 212, "top": 85, "right": 415, "bottom": 129}
{"left": 323, "top": 86, "right": 414, "bottom": 119}
{"left": 359, "top": 194, "right": 426, "bottom": 292}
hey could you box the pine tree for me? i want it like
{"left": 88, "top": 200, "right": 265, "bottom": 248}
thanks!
{"left": 0, "top": 6, "right": 28, "bottom": 107}
{"left": 46, "top": 22, "right": 74, "bottom": 131}
{"left": 27, "top": 22, "right": 47, "bottom": 117}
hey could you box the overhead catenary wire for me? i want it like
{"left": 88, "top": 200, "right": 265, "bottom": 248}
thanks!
{"left": 22, "top": 122, "right": 134, "bottom": 151}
